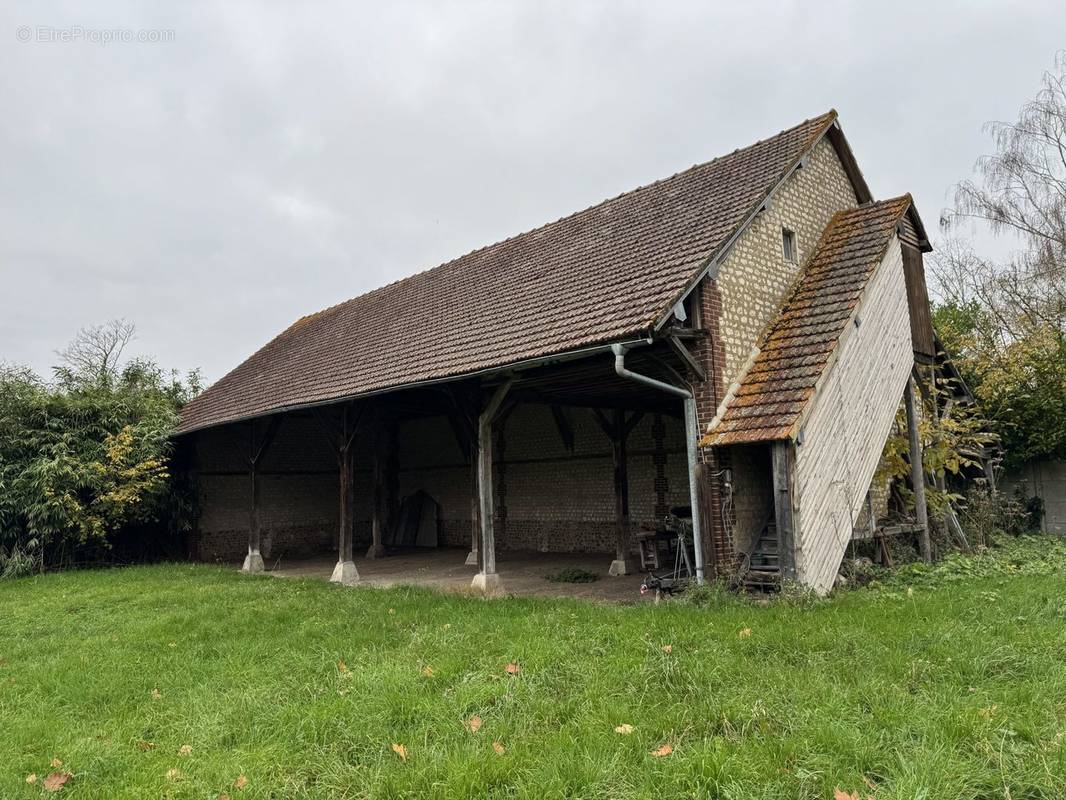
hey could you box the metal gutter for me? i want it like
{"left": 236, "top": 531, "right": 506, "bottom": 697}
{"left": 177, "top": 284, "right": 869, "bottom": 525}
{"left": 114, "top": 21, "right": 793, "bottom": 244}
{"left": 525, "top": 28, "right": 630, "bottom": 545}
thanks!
{"left": 175, "top": 335, "right": 656, "bottom": 437}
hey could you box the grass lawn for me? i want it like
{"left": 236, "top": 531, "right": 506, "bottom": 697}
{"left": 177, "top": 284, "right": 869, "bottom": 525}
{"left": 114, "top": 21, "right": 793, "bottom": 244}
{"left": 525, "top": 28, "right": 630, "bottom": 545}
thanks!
{"left": 2, "top": 538, "right": 1066, "bottom": 799}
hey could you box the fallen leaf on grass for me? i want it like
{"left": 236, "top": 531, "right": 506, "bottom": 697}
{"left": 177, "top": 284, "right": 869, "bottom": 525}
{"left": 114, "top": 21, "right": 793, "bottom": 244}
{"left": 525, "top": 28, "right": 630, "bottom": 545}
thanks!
{"left": 491, "top": 741, "right": 505, "bottom": 755}
{"left": 50, "top": 758, "right": 63, "bottom": 767}
{"left": 391, "top": 742, "right": 408, "bottom": 760}
{"left": 25, "top": 773, "right": 37, "bottom": 784}
{"left": 650, "top": 743, "right": 673, "bottom": 757}
{"left": 833, "top": 789, "right": 859, "bottom": 800}
{"left": 178, "top": 744, "right": 192, "bottom": 756}
{"left": 337, "top": 659, "right": 351, "bottom": 677}
{"left": 466, "top": 714, "right": 482, "bottom": 733}
{"left": 863, "top": 776, "right": 878, "bottom": 791}
{"left": 614, "top": 724, "right": 634, "bottom": 734}
{"left": 234, "top": 774, "right": 249, "bottom": 790}
{"left": 150, "top": 688, "right": 162, "bottom": 700}
{"left": 661, "top": 645, "right": 673, "bottom": 653}
{"left": 218, "top": 795, "right": 231, "bottom": 800}
{"left": 42, "top": 772, "right": 71, "bottom": 792}
{"left": 979, "top": 704, "right": 998, "bottom": 719}
{"left": 738, "top": 628, "right": 752, "bottom": 639}
{"left": 421, "top": 665, "right": 436, "bottom": 677}
{"left": 166, "top": 768, "right": 182, "bottom": 781}
{"left": 135, "top": 740, "right": 156, "bottom": 752}
{"left": 505, "top": 662, "right": 521, "bottom": 675}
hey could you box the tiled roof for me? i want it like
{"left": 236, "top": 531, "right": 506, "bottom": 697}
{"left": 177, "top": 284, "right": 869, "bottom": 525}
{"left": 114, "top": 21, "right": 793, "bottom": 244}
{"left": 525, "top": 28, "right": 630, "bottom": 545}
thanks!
{"left": 704, "top": 195, "right": 914, "bottom": 446}
{"left": 177, "top": 111, "right": 839, "bottom": 434}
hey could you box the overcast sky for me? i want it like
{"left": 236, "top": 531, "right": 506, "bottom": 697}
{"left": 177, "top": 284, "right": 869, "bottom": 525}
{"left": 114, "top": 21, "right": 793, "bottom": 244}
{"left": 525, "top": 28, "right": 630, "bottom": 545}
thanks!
{"left": 2, "top": 1, "right": 1061, "bottom": 382}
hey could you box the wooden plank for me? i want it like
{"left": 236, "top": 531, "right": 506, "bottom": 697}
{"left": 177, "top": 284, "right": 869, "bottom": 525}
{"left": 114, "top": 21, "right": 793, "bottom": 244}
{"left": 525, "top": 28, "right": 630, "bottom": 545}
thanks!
{"left": 771, "top": 441, "right": 796, "bottom": 581}
{"left": 901, "top": 244, "right": 936, "bottom": 362}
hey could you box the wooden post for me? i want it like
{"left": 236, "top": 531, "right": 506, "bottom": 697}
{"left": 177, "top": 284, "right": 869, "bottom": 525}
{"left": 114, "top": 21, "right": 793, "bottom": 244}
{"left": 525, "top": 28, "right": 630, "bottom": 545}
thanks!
{"left": 609, "top": 408, "right": 634, "bottom": 576}
{"left": 905, "top": 376, "right": 932, "bottom": 563}
{"left": 593, "top": 408, "right": 643, "bottom": 576}
{"left": 466, "top": 448, "right": 480, "bottom": 567}
{"left": 242, "top": 417, "right": 280, "bottom": 575}
{"left": 771, "top": 441, "right": 797, "bottom": 582}
{"left": 244, "top": 454, "right": 264, "bottom": 574}
{"left": 366, "top": 424, "right": 387, "bottom": 559}
{"left": 471, "top": 379, "right": 513, "bottom": 596}
{"left": 330, "top": 403, "right": 361, "bottom": 586}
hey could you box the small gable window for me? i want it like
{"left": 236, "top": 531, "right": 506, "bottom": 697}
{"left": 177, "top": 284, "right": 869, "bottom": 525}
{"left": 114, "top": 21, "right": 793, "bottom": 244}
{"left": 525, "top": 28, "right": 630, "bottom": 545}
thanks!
{"left": 782, "top": 228, "right": 797, "bottom": 263}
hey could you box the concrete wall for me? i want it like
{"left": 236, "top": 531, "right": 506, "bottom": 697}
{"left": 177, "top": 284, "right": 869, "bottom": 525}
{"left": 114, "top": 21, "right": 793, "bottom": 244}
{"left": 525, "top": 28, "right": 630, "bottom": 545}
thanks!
{"left": 793, "top": 236, "right": 914, "bottom": 593}
{"left": 191, "top": 404, "right": 691, "bottom": 561}
{"left": 1002, "top": 459, "right": 1066, "bottom": 535}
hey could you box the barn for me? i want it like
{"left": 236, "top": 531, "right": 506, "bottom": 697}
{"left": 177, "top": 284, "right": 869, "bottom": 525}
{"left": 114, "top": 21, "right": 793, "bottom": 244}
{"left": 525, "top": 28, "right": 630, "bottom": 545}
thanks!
{"left": 175, "top": 109, "right": 937, "bottom": 596}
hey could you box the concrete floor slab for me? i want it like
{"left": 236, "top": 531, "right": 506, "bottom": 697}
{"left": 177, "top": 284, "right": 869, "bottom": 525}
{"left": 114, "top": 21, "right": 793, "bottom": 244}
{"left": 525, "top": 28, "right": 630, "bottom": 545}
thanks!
{"left": 263, "top": 548, "right": 652, "bottom": 602}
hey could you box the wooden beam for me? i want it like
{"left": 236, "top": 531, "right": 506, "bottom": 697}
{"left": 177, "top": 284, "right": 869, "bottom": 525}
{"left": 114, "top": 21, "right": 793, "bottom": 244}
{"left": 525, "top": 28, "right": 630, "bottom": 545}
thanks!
{"left": 446, "top": 413, "right": 472, "bottom": 460}
{"left": 668, "top": 335, "right": 706, "bottom": 381}
{"left": 549, "top": 405, "right": 575, "bottom": 453}
{"left": 905, "top": 376, "right": 932, "bottom": 563}
{"left": 771, "top": 441, "right": 797, "bottom": 582}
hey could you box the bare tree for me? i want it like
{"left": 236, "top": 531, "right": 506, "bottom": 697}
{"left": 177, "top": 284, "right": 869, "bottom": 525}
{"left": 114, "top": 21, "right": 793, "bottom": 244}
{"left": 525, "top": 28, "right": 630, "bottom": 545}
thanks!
{"left": 941, "top": 51, "right": 1066, "bottom": 335}
{"left": 57, "top": 319, "right": 136, "bottom": 382}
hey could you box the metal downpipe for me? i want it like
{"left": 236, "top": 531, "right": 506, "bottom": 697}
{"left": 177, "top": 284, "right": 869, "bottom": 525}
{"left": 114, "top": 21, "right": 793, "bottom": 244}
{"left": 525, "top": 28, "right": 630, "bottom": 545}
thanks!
{"left": 611, "top": 343, "right": 706, "bottom": 583}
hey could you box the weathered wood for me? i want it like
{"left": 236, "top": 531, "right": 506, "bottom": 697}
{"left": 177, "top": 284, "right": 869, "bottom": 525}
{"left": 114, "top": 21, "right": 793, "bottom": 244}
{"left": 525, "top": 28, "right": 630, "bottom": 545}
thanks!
{"left": 243, "top": 416, "right": 281, "bottom": 574}
{"left": 330, "top": 403, "right": 363, "bottom": 585}
{"left": 549, "top": 405, "right": 575, "bottom": 453}
{"left": 610, "top": 408, "right": 633, "bottom": 575}
{"left": 472, "top": 380, "right": 513, "bottom": 595}
{"left": 367, "top": 424, "right": 386, "bottom": 559}
{"left": 771, "top": 441, "right": 796, "bottom": 582}
{"left": 905, "top": 376, "right": 932, "bottom": 563}
{"left": 695, "top": 462, "right": 718, "bottom": 579}
{"left": 668, "top": 335, "right": 706, "bottom": 380}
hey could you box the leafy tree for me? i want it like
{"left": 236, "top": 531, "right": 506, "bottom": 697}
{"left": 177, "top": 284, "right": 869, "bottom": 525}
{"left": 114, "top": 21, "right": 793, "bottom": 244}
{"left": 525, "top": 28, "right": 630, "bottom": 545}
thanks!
{"left": 933, "top": 52, "right": 1066, "bottom": 471}
{"left": 0, "top": 322, "right": 201, "bottom": 570}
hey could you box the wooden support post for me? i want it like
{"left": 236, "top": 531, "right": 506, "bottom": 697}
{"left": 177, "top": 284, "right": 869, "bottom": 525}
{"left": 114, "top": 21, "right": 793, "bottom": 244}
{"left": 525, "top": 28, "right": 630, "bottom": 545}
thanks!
{"left": 330, "top": 403, "right": 361, "bottom": 586}
{"left": 366, "top": 425, "right": 387, "bottom": 559}
{"left": 244, "top": 457, "right": 264, "bottom": 574}
{"left": 905, "top": 376, "right": 932, "bottom": 563}
{"left": 466, "top": 444, "right": 480, "bottom": 567}
{"left": 471, "top": 379, "right": 513, "bottom": 596}
{"left": 771, "top": 441, "right": 797, "bottom": 582}
{"left": 609, "top": 408, "right": 634, "bottom": 576}
{"left": 242, "top": 416, "right": 280, "bottom": 575}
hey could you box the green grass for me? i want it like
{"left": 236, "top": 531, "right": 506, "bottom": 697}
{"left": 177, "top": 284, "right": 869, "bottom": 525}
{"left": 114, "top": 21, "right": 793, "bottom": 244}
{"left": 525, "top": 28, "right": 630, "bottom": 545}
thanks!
{"left": 2, "top": 538, "right": 1066, "bottom": 799}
